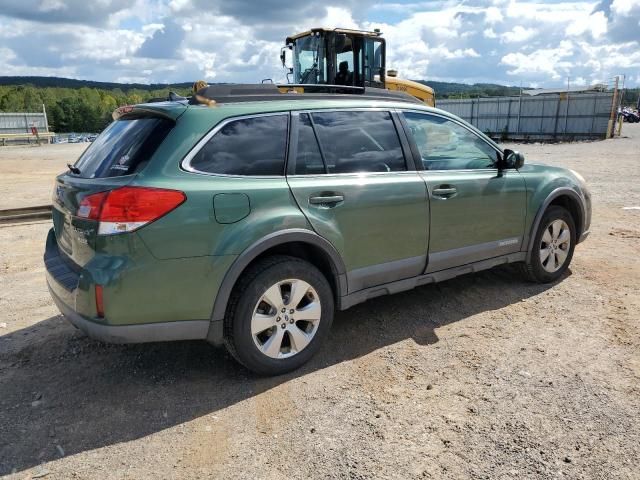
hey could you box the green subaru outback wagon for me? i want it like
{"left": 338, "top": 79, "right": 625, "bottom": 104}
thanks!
{"left": 45, "top": 87, "right": 591, "bottom": 375}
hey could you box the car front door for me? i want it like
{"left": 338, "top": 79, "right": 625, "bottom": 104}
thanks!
{"left": 287, "top": 109, "right": 429, "bottom": 293}
{"left": 400, "top": 110, "right": 526, "bottom": 272}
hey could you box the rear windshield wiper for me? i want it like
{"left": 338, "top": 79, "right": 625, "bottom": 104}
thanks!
{"left": 67, "top": 163, "right": 81, "bottom": 175}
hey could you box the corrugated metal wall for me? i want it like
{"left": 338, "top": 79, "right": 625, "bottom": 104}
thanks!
{"left": 0, "top": 112, "right": 49, "bottom": 134}
{"left": 436, "top": 92, "right": 614, "bottom": 141}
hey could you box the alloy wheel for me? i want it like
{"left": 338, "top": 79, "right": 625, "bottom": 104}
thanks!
{"left": 251, "top": 279, "right": 322, "bottom": 359}
{"left": 539, "top": 219, "right": 571, "bottom": 273}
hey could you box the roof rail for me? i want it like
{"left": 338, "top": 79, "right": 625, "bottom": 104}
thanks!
{"left": 147, "top": 92, "right": 188, "bottom": 104}
{"left": 191, "top": 83, "right": 421, "bottom": 104}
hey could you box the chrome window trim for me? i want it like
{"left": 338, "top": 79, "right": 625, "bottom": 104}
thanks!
{"left": 180, "top": 111, "right": 290, "bottom": 178}
{"left": 291, "top": 106, "right": 394, "bottom": 114}
{"left": 286, "top": 170, "right": 421, "bottom": 179}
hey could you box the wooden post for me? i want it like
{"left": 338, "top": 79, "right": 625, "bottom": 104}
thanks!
{"left": 42, "top": 103, "right": 49, "bottom": 133}
{"left": 607, "top": 76, "right": 619, "bottom": 139}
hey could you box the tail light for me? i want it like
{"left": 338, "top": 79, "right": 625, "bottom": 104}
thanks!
{"left": 78, "top": 186, "right": 186, "bottom": 235}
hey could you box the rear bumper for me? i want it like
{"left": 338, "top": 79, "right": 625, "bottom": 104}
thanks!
{"left": 45, "top": 227, "right": 213, "bottom": 344}
{"left": 48, "top": 282, "right": 209, "bottom": 343}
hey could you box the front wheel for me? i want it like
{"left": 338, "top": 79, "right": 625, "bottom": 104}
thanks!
{"left": 224, "top": 255, "right": 334, "bottom": 375}
{"left": 522, "top": 205, "right": 576, "bottom": 283}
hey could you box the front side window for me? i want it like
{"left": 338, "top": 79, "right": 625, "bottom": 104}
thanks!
{"left": 310, "top": 110, "right": 405, "bottom": 174}
{"left": 189, "top": 114, "right": 288, "bottom": 176}
{"left": 403, "top": 112, "right": 499, "bottom": 170}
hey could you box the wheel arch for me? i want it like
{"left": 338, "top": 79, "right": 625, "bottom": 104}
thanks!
{"left": 207, "top": 229, "right": 346, "bottom": 343}
{"left": 525, "top": 187, "right": 585, "bottom": 263}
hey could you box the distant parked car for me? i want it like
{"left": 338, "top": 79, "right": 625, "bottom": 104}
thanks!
{"left": 87, "top": 134, "right": 98, "bottom": 142}
{"left": 620, "top": 107, "right": 639, "bottom": 123}
{"left": 46, "top": 92, "right": 592, "bottom": 375}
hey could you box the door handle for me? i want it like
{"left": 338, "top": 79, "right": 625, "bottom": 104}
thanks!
{"left": 309, "top": 194, "right": 344, "bottom": 205}
{"left": 432, "top": 186, "right": 457, "bottom": 198}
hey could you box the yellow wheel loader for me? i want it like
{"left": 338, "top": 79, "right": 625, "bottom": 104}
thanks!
{"left": 278, "top": 28, "right": 435, "bottom": 106}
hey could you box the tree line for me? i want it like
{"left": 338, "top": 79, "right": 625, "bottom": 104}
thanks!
{"left": 0, "top": 84, "right": 191, "bottom": 133}
{"left": 1, "top": 78, "right": 638, "bottom": 133}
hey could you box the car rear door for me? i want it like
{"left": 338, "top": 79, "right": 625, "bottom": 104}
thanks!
{"left": 399, "top": 110, "right": 526, "bottom": 272}
{"left": 286, "top": 109, "right": 429, "bottom": 293}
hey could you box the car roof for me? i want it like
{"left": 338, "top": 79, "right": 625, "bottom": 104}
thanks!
{"left": 132, "top": 96, "right": 503, "bottom": 152}
{"left": 182, "top": 98, "right": 453, "bottom": 124}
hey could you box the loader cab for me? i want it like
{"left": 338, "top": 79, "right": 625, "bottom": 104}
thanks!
{"left": 281, "top": 28, "right": 386, "bottom": 89}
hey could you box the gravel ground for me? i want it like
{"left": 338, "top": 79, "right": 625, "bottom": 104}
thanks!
{"left": 0, "top": 143, "right": 87, "bottom": 210}
{"left": 0, "top": 126, "right": 639, "bottom": 479}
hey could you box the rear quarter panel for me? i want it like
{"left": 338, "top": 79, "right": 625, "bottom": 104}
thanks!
{"left": 134, "top": 106, "right": 311, "bottom": 259}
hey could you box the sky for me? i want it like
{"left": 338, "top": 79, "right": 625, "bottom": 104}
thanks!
{"left": 0, "top": 0, "right": 638, "bottom": 87}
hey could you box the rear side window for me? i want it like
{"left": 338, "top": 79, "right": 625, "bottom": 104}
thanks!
{"left": 74, "top": 117, "right": 173, "bottom": 178}
{"left": 189, "top": 114, "right": 288, "bottom": 176}
{"left": 310, "top": 111, "right": 405, "bottom": 174}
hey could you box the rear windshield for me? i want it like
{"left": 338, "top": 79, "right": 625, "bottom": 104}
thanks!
{"left": 73, "top": 117, "right": 173, "bottom": 178}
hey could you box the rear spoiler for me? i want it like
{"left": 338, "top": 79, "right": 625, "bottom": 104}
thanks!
{"left": 112, "top": 102, "right": 187, "bottom": 122}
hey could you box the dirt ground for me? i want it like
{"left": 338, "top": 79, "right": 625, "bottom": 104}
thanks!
{"left": 0, "top": 143, "right": 87, "bottom": 210}
{"left": 0, "top": 126, "right": 639, "bottom": 479}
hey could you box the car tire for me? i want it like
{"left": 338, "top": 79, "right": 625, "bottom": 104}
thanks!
{"left": 224, "top": 255, "right": 334, "bottom": 375}
{"left": 522, "top": 205, "right": 576, "bottom": 283}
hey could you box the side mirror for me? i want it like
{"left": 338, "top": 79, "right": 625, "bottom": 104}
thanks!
{"left": 503, "top": 149, "right": 525, "bottom": 169}
{"left": 280, "top": 46, "right": 293, "bottom": 68}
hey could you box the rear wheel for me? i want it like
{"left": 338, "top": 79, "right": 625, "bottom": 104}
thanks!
{"left": 224, "top": 255, "right": 334, "bottom": 375}
{"left": 522, "top": 206, "right": 576, "bottom": 283}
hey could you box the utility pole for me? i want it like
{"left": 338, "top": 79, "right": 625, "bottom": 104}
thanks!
{"left": 617, "top": 74, "right": 626, "bottom": 136}
{"left": 607, "top": 75, "right": 619, "bottom": 139}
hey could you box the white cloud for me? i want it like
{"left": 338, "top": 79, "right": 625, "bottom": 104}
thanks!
{"left": 39, "top": 0, "right": 66, "bottom": 13}
{"left": 484, "top": 28, "right": 498, "bottom": 38}
{"left": 0, "top": 0, "right": 637, "bottom": 87}
{"left": 611, "top": 0, "right": 640, "bottom": 15}
{"left": 501, "top": 25, "right": 537, "bottom": 43}
{"left": 572, "top": 76, "right": 586, "bottom": 86}
{"left": 501, "top": 40, "right": 575, "bottom": 79}
{"left": 320, "top": 7, "right": 359, "bottom": 30}
{"left": 565, "top": 10, "right": 607, "bottom": 39}
{"left": 485, "top": 6, "right": 504, "bottom": 23}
